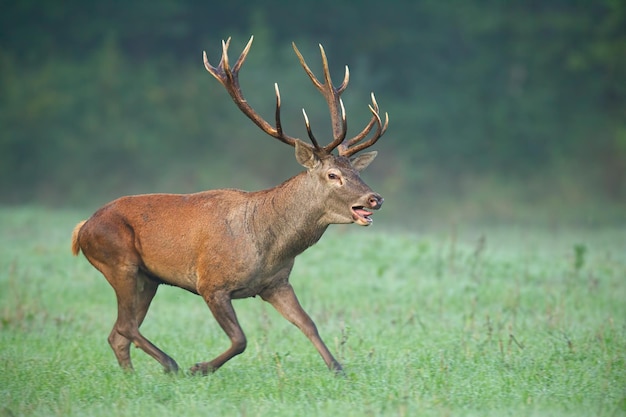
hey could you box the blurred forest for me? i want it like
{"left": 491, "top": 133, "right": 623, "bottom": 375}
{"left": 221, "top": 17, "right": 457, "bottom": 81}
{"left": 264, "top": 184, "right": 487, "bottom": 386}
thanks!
{"left": 1, "top": 0, "right": 625, "bottom": 227}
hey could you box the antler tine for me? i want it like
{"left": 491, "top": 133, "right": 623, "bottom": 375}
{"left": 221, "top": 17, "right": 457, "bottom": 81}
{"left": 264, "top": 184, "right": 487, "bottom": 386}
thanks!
{"left": 339, "top": 93, "right": 389, "bottom": 157}
{"left": 203, "top": 37, "right": 236, "bottom": 86}
{"left": 274, "top": 83, "right": 284, "bottom": 137}
{"left": 292, "top": 42, "right": 322, "bottom": 90}
{"left": 292, "top": 42, "right": 348, "bottom": 154}
{"left": 203, "top": 36, "right": 300, "bottom": 147}
{"left": 338, "top": 65, "right": 350, "bottom": 94}
{"left": 338, "top": 98, "right": 347, "bottom": 142}
{"left": 318, "top": 44, "right": 333, "bottom": 88}
{"left": 233, "top": 36, "right": 254, "bottom": 73}
{"left": 221, "top": 38, "right": 231, "bottom": 74}
{"left": 318, "top": 45, "right": 351, "bottom": 94}
{"left": 301, "top": 109, "right": 321, "bottom": 150}
{"left": 343, "top": 93, "right": 379, "bottom": 148}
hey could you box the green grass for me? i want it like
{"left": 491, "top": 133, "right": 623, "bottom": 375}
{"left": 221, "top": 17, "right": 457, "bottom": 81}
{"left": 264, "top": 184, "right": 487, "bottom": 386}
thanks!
{"left": 1, "top": 207, "right": 625, "bottom": 417}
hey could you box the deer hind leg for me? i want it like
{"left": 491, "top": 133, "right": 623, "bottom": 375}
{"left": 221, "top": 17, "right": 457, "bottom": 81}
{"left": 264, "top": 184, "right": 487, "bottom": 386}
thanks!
{"left": 190, "top": 291, "right": 246, "bottom": 375}
{"left": 107, "top": 268, "right": 179, "bottom": 373}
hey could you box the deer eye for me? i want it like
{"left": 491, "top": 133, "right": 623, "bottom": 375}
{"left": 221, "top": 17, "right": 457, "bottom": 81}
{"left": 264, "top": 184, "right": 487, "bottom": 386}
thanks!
{"left": 328, "top": 172, "right": 339, "bottom": 180}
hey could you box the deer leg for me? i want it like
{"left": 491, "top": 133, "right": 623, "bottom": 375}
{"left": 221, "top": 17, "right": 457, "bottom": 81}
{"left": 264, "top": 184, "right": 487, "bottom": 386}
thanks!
{"left": 260, "top": 283, "right": 342, "bottom": 372}
{"left": 107, "top": 274, "right": 158, "bottom": 370}
{"left": 107, "top": 328, "right": 132, "bottom": 370}
{"left": 108, "top": 270, "right": 179, "bottom": 373}
{"left": 190, "top": 292, "right": 246, "bottom": 375}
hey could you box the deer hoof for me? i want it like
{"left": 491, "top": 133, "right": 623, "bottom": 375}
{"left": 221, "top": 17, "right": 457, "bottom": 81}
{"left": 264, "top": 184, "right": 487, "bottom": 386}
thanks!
{"left": 163, "top": 358, "right": 179, "bottom": 374}
{"left": 331, "top": 361, "right": 345, "bottom": 376}
{"left": 190, "top": 362, "right": 215, "bottom": 376}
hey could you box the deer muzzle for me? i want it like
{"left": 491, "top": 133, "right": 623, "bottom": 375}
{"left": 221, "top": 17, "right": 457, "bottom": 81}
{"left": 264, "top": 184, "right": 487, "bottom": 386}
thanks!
{"left": 368, "top": 193, "right": 384, "bottom": 210}
{"left": 352, "top": 193, "right": 383, "bottom": 226}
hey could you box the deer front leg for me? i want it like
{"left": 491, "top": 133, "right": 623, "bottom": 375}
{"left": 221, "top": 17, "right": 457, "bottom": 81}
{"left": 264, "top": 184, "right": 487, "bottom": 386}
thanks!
{"left": 260, "top": 283, "right": 342, "bottom": 372}
{"left": 191, "top": 291, "right": 247, "bottom": 375}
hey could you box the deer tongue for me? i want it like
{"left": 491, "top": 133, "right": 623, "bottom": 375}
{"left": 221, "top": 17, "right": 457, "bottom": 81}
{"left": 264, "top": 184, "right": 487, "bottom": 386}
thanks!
{"left": 352, "top": 207, "right": 373, "bottom": 225}
{"left": 354, "top": 208, "right": 372, "bottom": 217}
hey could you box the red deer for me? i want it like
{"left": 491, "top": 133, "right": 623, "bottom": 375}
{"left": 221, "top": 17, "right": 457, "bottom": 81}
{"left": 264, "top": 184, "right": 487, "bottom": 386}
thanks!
{"left": 71, "top": 36, "right": 388, "bottom": 375}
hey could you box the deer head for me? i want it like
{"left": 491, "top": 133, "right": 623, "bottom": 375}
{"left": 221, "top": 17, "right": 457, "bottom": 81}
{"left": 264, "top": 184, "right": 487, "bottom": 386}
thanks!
{"left": 203, "top": 36, "right": 388, "bottom": 226}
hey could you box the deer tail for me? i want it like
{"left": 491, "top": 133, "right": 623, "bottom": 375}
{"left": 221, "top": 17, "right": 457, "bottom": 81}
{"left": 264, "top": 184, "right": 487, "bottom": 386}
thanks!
{"left": 71, "top": 220, "right": 87, "bottom": 256}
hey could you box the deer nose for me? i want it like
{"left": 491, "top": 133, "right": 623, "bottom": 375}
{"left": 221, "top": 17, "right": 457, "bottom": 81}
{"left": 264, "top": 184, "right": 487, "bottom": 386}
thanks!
{"left": 368, "top": 194, "right": 384, "bottom": 210}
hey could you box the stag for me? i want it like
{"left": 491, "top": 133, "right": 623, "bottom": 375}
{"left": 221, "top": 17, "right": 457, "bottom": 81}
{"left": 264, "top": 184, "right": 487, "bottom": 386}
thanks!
{"left": 71, "top": 36, "right": 388, "bottom": 375}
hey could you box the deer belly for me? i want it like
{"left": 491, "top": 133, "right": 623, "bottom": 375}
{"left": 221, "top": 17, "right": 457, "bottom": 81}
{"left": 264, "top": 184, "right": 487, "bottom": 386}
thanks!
{"left": 137, "top": 250, "right": 199, "bottom": 293}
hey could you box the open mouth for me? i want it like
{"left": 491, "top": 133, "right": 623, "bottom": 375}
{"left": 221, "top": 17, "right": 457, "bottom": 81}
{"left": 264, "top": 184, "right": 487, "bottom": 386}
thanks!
{"left": 351, "top": 206, "right": 374, "bottom": 225}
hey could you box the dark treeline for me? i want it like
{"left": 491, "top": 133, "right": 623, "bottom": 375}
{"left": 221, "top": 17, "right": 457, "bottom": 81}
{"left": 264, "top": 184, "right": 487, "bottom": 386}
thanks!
{"left": 1, "top": 1, "right": 624, "bottom": 225}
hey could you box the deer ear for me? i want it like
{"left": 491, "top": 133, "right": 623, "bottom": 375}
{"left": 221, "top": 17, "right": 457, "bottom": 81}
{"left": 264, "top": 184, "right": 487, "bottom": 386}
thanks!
{"left": 350, "top": 151, "right": 377, "bottom": 171}
{"left": 295, "top": 140, "right": 320, "bottom": 169}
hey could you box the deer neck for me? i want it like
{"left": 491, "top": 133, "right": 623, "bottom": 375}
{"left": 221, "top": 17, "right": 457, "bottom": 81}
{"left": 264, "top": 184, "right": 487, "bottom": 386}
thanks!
{"left": 249, "top": 171, "right": 329, "bottom": 260}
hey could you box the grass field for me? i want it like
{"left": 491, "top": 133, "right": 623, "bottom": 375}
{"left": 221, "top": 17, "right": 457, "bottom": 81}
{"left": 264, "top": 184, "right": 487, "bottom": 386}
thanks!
{"left": 1, "top": 207, "right": 625, "bottom": 416}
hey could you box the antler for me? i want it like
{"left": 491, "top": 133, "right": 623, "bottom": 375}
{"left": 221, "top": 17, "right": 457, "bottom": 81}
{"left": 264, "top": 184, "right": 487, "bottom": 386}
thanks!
{"left": 339, "top": 92, "right": 389, "bottom": 157}
{"left": 292, "top": 42, "right": 389, "bottom": 158}
{"left": 292, "top": 43, "right": 348, "bottom": 153}
{"left": 203, "top": 36, "right": 389, "bottom": 157}
{"left": 203, "top": 36, "right": 300, "bottom": 147}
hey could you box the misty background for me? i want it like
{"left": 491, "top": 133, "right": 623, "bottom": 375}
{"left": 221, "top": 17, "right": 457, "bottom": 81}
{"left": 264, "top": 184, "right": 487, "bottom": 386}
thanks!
{"left": 1, "top": 1, "right": 625, "bottom": 229}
